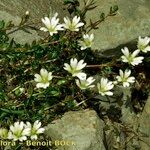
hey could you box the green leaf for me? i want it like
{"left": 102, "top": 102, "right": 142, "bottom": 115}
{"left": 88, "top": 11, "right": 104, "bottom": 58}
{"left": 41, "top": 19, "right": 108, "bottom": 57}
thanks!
{"left": 109, "top": 5, "right": 119, "bottom": 15}
{"left": 0, "top": 112, "right": 7, "bottom": 119}
{"left": 64, "top": 0, "right": 78, "bottom": 4}
{"left": 0, "top": 108, "right": 25, "bottom": 115}
{"left": 50, "top": 90, "right": 61, "bottom": 96}
{"left": 0, "top": 20, "right": 5, "bottom": 29}
{"left": 64, "top": 0, "right": 73, "bottom": 4}
{"left": 57, "top": 79, "right": 67, "bottom": 85}
{"left": 51, "top": 51, "right": 59, "bottom": 59}
{"left": 100, "top": 13, "right": 105, "bottom": 21}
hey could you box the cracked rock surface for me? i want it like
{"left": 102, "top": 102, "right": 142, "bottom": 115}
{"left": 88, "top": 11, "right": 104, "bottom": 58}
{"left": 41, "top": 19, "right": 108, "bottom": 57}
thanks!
{"left": 79, "top": 0, "right": 150, "bottom": 55}
{"left": 45, "top": 109, "right": 105, "bottom": 150}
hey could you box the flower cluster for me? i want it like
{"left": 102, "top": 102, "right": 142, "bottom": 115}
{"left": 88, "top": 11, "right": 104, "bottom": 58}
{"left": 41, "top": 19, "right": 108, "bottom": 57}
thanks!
{"left": 63, "top": 57, "right": 114, "bottom": 96}
{"left": 121, "top": 36, "right": 150, "bottom": 65}
{"left": 39, "top": 12, "right": 150, "bottom": 97}
{"left": 40, "top": 14, "right": 84, "bottom": 34}
{"left": 40, "top": 13, "right": 94, "bottom": 50}
{"left": 35, "top": 38, "right": 149, "bottom": 96}
{"left": 0, "top": 120, "right": 45, "bottom": 141}
{"left": 63, "top": 58, "right": 95, "bottom": 90}
{"left": 63, "top": 36, "right": 150, "bottom": 96}
{"left": 117, "top": 36, "right": 150, "bottom": 87}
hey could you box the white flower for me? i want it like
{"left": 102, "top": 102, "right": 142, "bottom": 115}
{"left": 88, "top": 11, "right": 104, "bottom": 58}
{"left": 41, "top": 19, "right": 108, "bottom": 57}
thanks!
{"left": 63, "top": 16, "right": 84, "bottom": 31}
{"left": 137, "top": 36, "right": 150, "bottom": 53}
{"left": 79, "top": 33, "right": 94, "bottom": 50}
{"left": 97, "top": 78, "right": 114, "bottom": 96}
{"left": 116, "top": 69, "right": 135, "bottom": 87}
{"left": 76, "top": 74, "right": 95, "bottom": 90}
{"left": 63, "top": 58, "right": 87, "bottom": 79}
{"left": 34, "top": 69, "right": 53, "bottom": 89}
{"left": 40, "top": 13, "right": 64, "bottom": 36}
{"left": 0, "top": 128, "right": 8, "bottom": 139}
{"left": 8, "top": 121, "right": 30, "bottom": 142}
{"left": 25, "top": 120, "right": 45, "bottom": 140}
{"left": 121, "top": 47, "right": 144, "bottom": 66}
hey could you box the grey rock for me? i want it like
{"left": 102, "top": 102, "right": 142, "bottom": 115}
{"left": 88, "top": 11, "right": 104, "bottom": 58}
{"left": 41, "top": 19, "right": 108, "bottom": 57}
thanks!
{"left": 121, "top": 87, "right": 138, "bottom": 126}
{"left": 45, "top": 109, "right": 105, "bottom": 150}
{"left": 79, "top": 0, "right": 150, "bottom": 54}
{"left": 120, "top": 89, "right": 150, "bottom": 149}
{"left": 0, "top": 0, "right": 69, "bottom": 44}
{"left": 0, "top": 11, "right": 41, "bottom": 44}
{"left": 138, "top": 95, "right": 150, "bottom": 149}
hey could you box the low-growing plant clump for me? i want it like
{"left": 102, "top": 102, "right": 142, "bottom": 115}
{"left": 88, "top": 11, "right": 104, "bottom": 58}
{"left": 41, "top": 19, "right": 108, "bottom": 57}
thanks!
{"left": 0, "top": 0, "right": 150, "bottom": 149}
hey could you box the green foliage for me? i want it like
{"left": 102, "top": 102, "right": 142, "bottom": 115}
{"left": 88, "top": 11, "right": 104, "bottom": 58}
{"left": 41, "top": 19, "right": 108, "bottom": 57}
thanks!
{"left": 0, "top": 13, "right": 99, "bottom": 127}
{"left": 0, "top": 1, "right": 150, "bottom": 150}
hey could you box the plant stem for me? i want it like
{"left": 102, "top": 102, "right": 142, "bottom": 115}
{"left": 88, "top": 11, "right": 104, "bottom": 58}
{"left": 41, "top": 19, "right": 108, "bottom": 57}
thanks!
{"left": 86, "top": 63, "right": 122, "bottom": 68}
